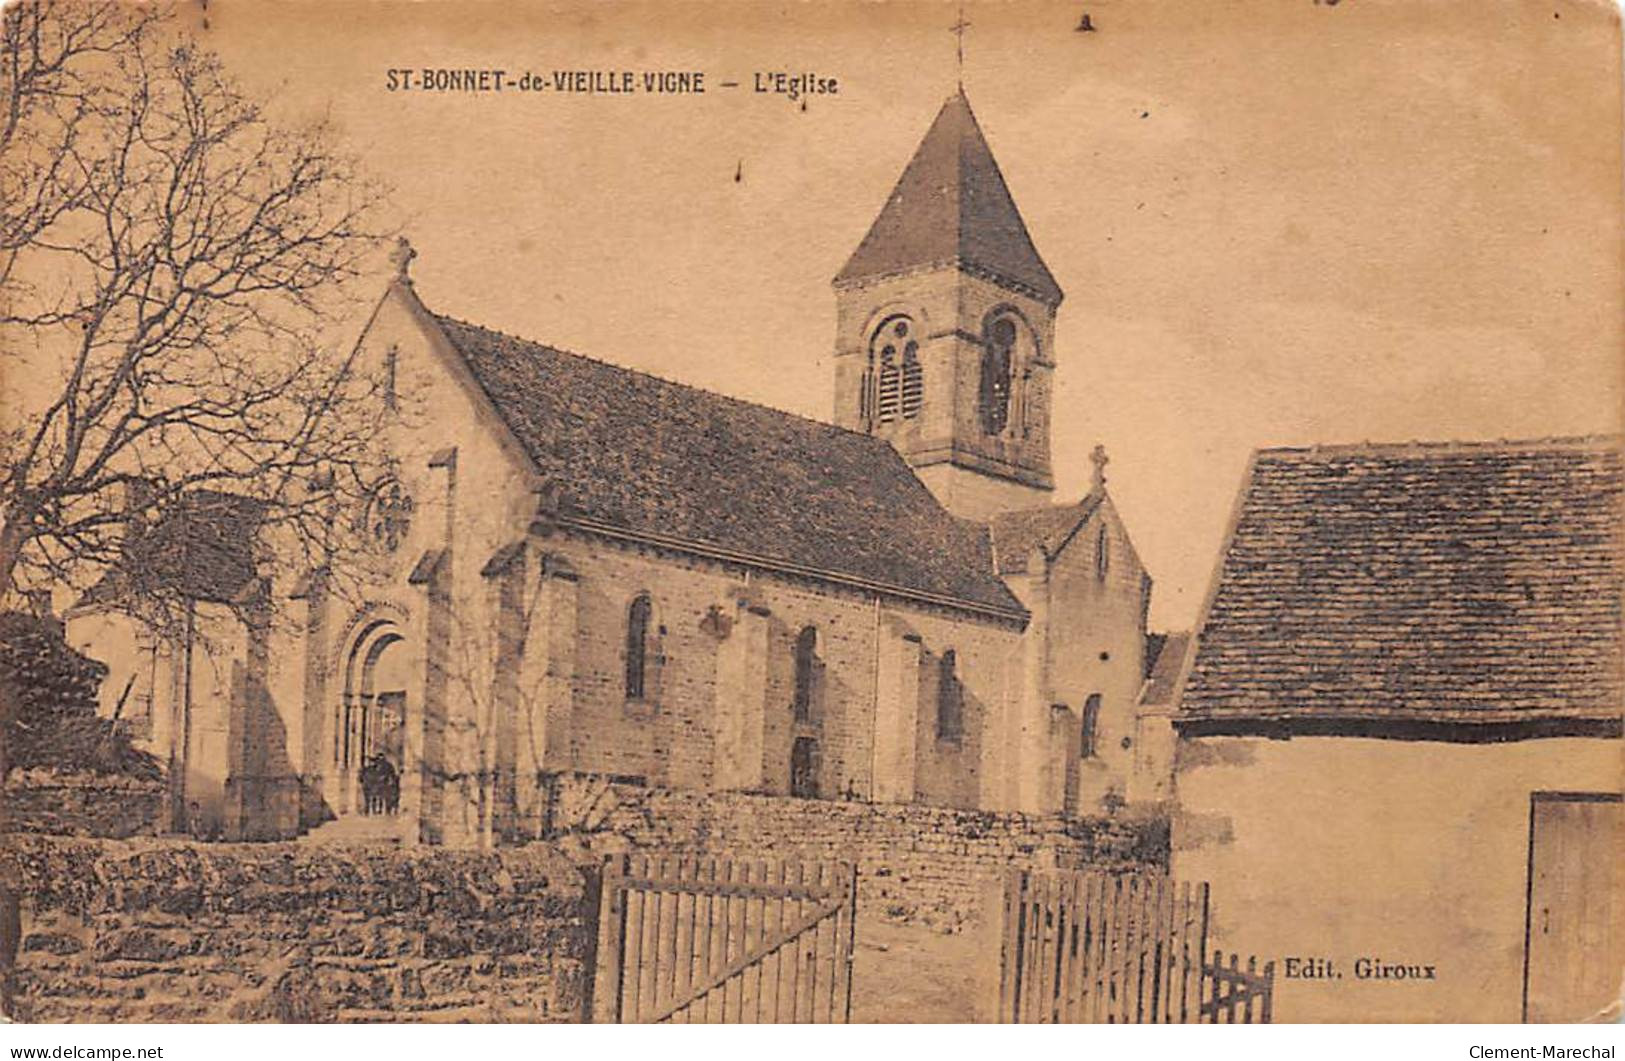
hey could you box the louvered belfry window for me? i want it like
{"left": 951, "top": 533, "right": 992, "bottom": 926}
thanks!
{"left": 900, "top": 346, "right": 923, "bottom": 418}
{"left": 869, "top": 315, "right": 921, "bottom": 424}
{"left": 877, "top": 351, "right": 901, "bottom": 422}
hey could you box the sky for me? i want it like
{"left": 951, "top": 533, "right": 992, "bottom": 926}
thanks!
{"left": 183, "top": 0, "right": 1622, "bottom": 629}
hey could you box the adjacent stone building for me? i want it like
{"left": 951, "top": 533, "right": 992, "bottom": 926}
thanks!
{"left": 1166, "top": 436, "right": 1623, "bottom": 1022}
{"left": 65, "top": 89, "right": 1158, "bottom": 845}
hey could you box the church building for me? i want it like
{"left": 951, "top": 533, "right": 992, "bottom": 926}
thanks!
{"left": 66, "top": 90, "right": 1157, "bottom": 845}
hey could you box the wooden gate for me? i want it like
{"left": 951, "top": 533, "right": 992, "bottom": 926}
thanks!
{"left": 592, "top": 854, "right": 857, "bottom": 1023}
{"left": 1202, "top": 950, "right": 1275, "bottom": 1023}
{"left": 993, "top": 869, "right": 1274, "bottom": 1023}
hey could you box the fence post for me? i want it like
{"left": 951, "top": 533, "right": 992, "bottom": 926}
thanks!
{"left": 0, "top": 880, "right": 18, "bottom": 1021}
{"left": 988, "top": 869, "right": 1025, "bottom": 1022}
{"left": 589, "top": 853, "right": 627, "bottom": 1023}
{"left": 977, "top": 871, "right": 1008, "bottom": 1022}
{"left": 842, "top": 862, "right": 858, "bottom": 1024}
{"left": 1196, "top": 885, "right": 1212, "bottom": 1023}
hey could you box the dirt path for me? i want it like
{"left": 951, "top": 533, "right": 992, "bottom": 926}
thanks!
{"left": 848, "top": 917, "right": 987, "bottom": 1023}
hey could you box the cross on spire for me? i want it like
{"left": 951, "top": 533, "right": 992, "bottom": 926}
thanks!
{"left": 1090, "top": 443, "right": 1110, "bottom": 493}
{"left": 949, "top": 3, "right": 971, "bottom": 87}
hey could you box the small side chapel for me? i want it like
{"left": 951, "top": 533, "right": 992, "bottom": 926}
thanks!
{"left": 67, "top": 90, "right": 1159, "bottom": 845}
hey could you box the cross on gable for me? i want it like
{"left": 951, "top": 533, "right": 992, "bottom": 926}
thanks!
{"left": 1090, "top": 443, "right": 1109, "bottom": 492}
{"left": 389, "top": 236, "right": 416, "bottom": 283}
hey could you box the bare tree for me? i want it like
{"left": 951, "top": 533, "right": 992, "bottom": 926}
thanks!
{"left": 439, "top": 580, "right": 550, "bottom": 851}
{"left": 426, "top": 569, "right": 652, "bottom": 852}
{"left": 0, "top": 0, "right": 389, "bottom": 617}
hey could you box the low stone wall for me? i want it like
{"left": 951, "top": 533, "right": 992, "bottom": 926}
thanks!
{"left": 2, "top": 835, "right": 596, "bottom": 1023}
{"left": 3, "top": 770, "right": 164, "bottom": 839}
{"left": 548, "top": 778, "right": 1168, "bottom": 932}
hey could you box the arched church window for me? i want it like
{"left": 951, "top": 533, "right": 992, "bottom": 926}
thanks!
{"left": 1080, "top": 694, "right": 1102, "bottom": 758}
{"left": 625, "top": 593, "right": 653, "bottom": 700}
{"left": 1096, "top": 526, "right": 1110, "bottom": 582}
{"left": 793, "top": 625, "right": 818, "bottom": 722}
{"left": 980, "top": 315, "right": 1017, "bottom": 435}
{"left": 937, "top": 649, "right": 964, "bottom": 741}
{"left": 869, "top": 315, "right": 921, "bottom": 424}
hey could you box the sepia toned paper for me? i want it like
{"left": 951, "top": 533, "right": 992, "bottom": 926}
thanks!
{"left": 0, "top": 0, "right": 1620, "bottom": 1026}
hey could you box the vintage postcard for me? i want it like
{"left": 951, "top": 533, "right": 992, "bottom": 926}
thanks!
{"left": 0, "top": 0, "right": 1619, "bottom": 1028}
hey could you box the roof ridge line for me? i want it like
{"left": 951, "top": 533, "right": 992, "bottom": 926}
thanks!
{"left": 1256, "top": 434, "right": 1623, "bottom": 458}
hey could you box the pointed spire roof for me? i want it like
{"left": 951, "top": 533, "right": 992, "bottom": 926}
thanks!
{"left": 835, "top": 89, "right": 1062, "bottom": 306}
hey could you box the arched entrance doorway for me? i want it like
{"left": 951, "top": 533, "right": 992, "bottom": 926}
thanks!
{"left": 337, "top": 620, "right": 411, "bottom": 816}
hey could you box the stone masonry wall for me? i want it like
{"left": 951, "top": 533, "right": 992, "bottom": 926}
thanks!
{"left": 553, "top": 530, "right": 1023, "bottom": 805}
{"left": 2, "top": 836, "right": 596, "bottom": 1023}
{"left": 3, "top": 770, "right": 165, "bottom": 840}
{"left": 548, "top": 777, "right": 1168, "bottom": 932}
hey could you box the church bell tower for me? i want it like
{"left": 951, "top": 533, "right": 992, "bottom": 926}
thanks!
{"left": 832, "top": 89, "right": 1062, "bottom": 522}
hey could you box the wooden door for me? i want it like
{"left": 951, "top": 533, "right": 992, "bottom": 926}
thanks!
{"left": 1523, "top": 792, "right": 1623, "bottom": 1022}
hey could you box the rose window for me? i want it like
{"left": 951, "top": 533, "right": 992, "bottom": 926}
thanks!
{"left": 363, "top": 477, "right": 414, "bottom": 552}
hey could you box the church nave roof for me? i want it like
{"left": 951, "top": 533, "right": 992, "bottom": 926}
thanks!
{"left": 430, "top": 311, "right": 1026, "bottom": 620}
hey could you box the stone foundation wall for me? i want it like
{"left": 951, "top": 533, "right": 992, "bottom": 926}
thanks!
{"left": 2, "top": 836, "right": 596, "bottom": 1023}
{"left": 548, "top": 777, "right": 1168, "bottom": 931}
{"left": 3, "top": 771, "right": 164, "bottom": 839}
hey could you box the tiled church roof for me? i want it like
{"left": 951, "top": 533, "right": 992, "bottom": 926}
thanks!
{"left": 1179, "top": 436, "right": 1623, "bottom": 731}
{"left": 432, "top": 313, "right": 1026, "bottom": 619}
{"left": 834, "top": 89, "right": 1063, "bottom": 306}
{"left": 988, "top": 495, "right": 1103, "bottom": 574}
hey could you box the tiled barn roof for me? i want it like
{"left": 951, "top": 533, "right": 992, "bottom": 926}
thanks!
{"left": 432, "top": 313, "right": 1026, "bottom": 619}
{"left": 834, "top": 89, "right": 1063, "bottom": 306}
{"left": 78, "top": 490, "right": 267, "bottom": 608}
{"left": 1179, "top": 436, "right": 1623, "bottom": 732}
{"left": 988, "top": 495, "right": 1102, "bottom": 574}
